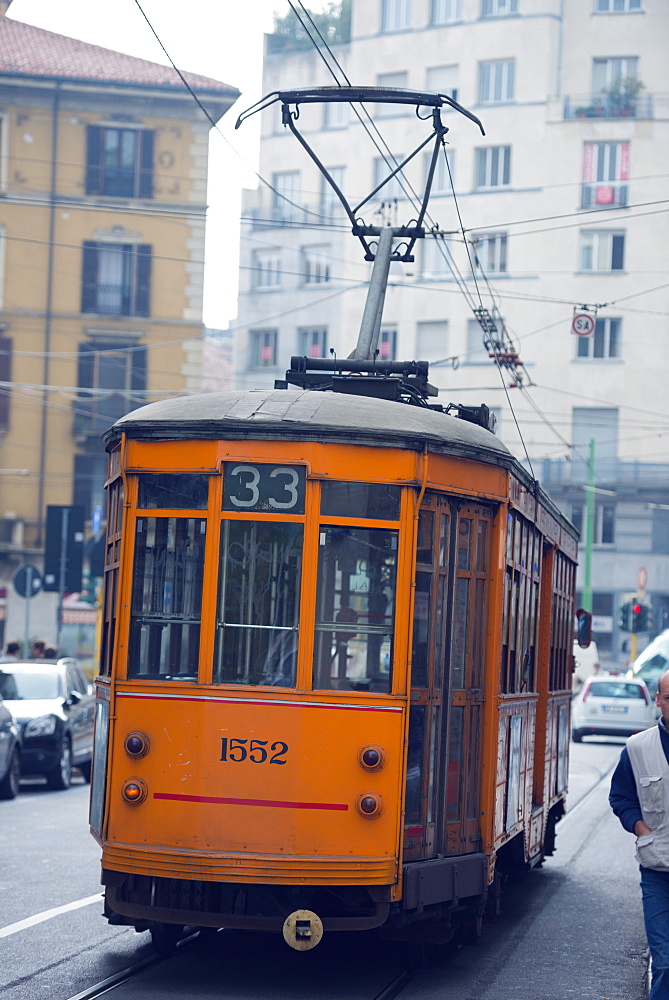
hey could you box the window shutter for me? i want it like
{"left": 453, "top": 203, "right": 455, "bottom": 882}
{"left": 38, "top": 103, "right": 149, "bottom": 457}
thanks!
{"left": 0, "top": 337, "right": 12, "bottom": 430}
{"left": 139, "top": 130, "right": 154, "bottom": 199}
{"left": 134, "top": 245, "right": 152, "bottom": 317}
{"left": 77, "top": 342, "right": 95, "bottom": 394}
{"left": 131, "top": 345, "right": 147, "bottom": 398}
{"left": 81, "top": 242, "right": 99, "bottom": 313}
{"left": 611, "top": 234, "right": 624, "bottom": 270}
{"left": 86, "top": 126, "right": 103, "bottom": 195}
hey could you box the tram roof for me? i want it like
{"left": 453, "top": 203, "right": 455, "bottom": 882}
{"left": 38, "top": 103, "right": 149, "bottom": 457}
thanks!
{"left": 107, "top": 389, "right": 577, "bottom": 537}
{"left": 106, "top": 388, "right": 513, "bottom": 465}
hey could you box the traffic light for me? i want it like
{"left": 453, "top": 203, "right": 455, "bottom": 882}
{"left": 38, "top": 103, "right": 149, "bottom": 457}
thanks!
{"left": 619, "top": 602, "right": 633, "bottom": 632}
{"left": 632, "top": 602, "right": 653, "bottom": 633}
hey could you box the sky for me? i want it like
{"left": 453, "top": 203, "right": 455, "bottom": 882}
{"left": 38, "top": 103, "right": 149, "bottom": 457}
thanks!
{"left": 9, "top": 0, "right": 293, "bottom": 328}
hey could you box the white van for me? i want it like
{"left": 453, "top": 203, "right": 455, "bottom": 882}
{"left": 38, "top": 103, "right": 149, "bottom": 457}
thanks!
{"left": 572, "top": 640, "right": 600, "bottom": 692}
{"left": 629, "top": 630, "right": 669, "bottom": 698}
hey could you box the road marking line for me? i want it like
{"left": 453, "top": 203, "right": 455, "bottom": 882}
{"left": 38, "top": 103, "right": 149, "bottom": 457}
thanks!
{"left": 0, "top": 892, "right": 102, "bottom": 938}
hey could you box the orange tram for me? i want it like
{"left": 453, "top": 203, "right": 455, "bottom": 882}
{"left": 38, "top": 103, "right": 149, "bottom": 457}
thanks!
{"left": 90, "top": 358, "right": 581, "bottom": 954}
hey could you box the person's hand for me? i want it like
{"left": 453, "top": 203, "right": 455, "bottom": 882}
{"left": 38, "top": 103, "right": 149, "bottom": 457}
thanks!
{"left": 634, "top": 820, "right": 652, "bottom": 837}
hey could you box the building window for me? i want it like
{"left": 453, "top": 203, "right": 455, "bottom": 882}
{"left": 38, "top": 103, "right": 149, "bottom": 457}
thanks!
{"left": 250, "top": 329, "right": 278, "bottom": 368}
{"left": 577, "top": 317, "right": 621, "bottom": 358}
{"left": 0, "top": 115, "right": 8, "bottom": 192}
{"left": 253, "top": 251, "right": 281, "bottom": 289}
{"left": 473, "top": 233, "right": 508, "bottom": 273}
{"left": 303, "top": 247, "right": 331, "bottom": 285}
{"left": 382, "top": 0, "right": 411, "bottom": 32}
{"left": 479, "top": 60, "right": 515, "bottom": 103}
{"left": 321, "top": 167, "right": 345, "bottom": 222}
{"left": 466, "top": 318, "right": 492, "bottom": 364}
{"left": 652, "top": 508, "right": 669, "bottom": 555}
{"left": 81, "top": 242, "right": 151, "bottom": 316}
{"left": 592, "top": 57, "right": 639, "bottom": 95}
{"left": 272, "top": 171, "right": 301, "bottom": 224}
{"left": 571, "top": 504, "right": 616, "bottom": 545}
{"left": 298, "top": 328, "right": 327, "bottom": 358}
{"left": 416, "top": 321, "right": 448, "bottom": 361}
{"left": 596, "top": 0, "right": 641, "bottom": 9}
{"left": 421, "top": 236, "right": 451, "bottom": 279}
{"left": 324, "top": 100, "right": 348, "bottom": 129}
{"left": 86, "top": 125, "right": 154, "bottom": 199}
{"left": 376, "top": 72, "right": 409, "bottom": 117}
{"left": 378, "top": 327, "right": 397, "bottom": 361}
{"left": 572, "top": 407, "right": 618, "bottom": 477}
{"left": 425, "top": 148, "right": 455, "bottom": 195}
{"left": 582, "top": 142, "right": 629, "bottom": 209}
{"left": 475, "top": 146, "right": 511, "bottom": 189}
{"left": 74, "top": 341, "right": 147, "bottom": 438}
{"left": 482, "top": 0, "right": 517, "bottom": 15}
{"left": 580, "top": 231, "right": 625, "bottom": 271}
{"left": 432, "top": 0, "right": 461, "bottom": 23}
{"left": 426, "top": 65, "right": 458, "bottom": 104}
{"left": 74, "top": 451, "right": 112, "bottom": 520}
{"left": 373, "top": 155, "right": 405, "bottom": 202}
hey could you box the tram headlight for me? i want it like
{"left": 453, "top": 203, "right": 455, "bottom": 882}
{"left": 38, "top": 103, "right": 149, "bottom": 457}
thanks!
{"left": 356, "top": 792, "right": 384, "bottom": 818}
{"left": 124, "top": 731, "right": 150, "bottom": 758}
{"left": 121, "top": 778, "right": 148, "bottom": 804}
{"left": 358, "top": 744, "right": 386, "bottom": 771}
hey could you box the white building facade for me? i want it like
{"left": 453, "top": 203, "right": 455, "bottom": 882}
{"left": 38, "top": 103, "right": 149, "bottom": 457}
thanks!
{"left": 235, "top": 0, "right": 669, "bottom": 666}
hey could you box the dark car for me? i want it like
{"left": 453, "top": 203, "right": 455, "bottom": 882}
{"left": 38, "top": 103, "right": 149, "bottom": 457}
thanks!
{"left": 0, "top": 687, "right": 21, "bottom": 799}
{"left": 0, "top": 659, "right": 94, "bottom": 790}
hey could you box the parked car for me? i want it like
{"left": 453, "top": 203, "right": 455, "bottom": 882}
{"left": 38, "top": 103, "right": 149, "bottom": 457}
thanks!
{"left": 572, "top": 676, "right": 655, "bottom": 742}
{"left": 0, "top": 659, "right": 94, "bottom": 789}
{"left": 0, "top": 687, "right": 21, "bottom": 799}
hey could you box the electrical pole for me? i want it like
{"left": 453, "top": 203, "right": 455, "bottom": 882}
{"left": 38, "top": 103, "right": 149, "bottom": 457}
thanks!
{"left": 582, "top": 437, "right": 596, "bottom": 612}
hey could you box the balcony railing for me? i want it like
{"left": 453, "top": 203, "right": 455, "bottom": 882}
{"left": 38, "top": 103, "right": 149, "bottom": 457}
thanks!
{"left": 564, "top": 94, "right": 654, "bottom": 120}
{"left": 73, "top": 395, "right": 137, "bottom": 440}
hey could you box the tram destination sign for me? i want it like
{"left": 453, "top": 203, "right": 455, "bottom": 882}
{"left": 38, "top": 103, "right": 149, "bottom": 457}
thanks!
{"left": 223, "top": 463, "right": 306, "bottom": 514}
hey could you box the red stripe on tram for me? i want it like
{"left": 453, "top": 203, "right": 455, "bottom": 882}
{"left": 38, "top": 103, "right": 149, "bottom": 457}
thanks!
{"left": 153, "top": 792, "right": 349, "bottom": 811}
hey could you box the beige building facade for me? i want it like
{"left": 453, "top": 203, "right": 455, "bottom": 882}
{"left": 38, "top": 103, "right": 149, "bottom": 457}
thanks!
{"left": 236, "top": 0, "right": 669, "bottom": 665}
{"left": 0, "top": 4, "right": 238, "bottom": 650}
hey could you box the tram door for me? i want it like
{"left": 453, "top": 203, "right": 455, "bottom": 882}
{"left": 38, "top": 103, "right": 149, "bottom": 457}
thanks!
{"left": 404, "top": 496, "right": 493, "bottom": 862}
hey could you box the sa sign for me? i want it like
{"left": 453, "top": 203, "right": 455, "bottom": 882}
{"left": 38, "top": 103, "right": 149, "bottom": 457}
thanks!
{"left": 572, "top": 313, "right": 595, "bottom": 337}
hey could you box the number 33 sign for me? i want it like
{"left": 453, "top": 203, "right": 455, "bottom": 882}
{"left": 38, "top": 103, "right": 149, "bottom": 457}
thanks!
{"left": 572, "top": 311, "right": 596, "bottom": 337}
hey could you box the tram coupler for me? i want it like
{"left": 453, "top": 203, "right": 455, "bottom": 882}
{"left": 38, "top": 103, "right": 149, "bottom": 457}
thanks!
{"left": 282, "top": 909, "right": 324, "bottom": 951}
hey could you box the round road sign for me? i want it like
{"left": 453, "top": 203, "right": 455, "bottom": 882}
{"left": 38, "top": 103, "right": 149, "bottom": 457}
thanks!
{"left": 572, "top": 313, "right": 595, "bottom": 337}
{"left": 13, "top": 564, "right": 43, "bottom": 599}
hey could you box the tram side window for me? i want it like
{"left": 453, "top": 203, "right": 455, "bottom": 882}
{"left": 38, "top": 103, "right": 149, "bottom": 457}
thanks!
{"left": 128, "top": 517, "right": 206, "bottom": 680}
{"left": 215, "top": 521, "right": 303, "bottom": 687}
{"left": 321, "top": 481, "right": 401, "bottom": 520}
{"left": 501, "top": 512, "right": 541, "bottom": 693}
{"left": 313, "top": 526, "right": 397, "bottom": 693}
{"left": 138, "top": 473, "right": 209, "bottom": 510}
{"left": 549, "top": 550, "right": 575, "bottom": 691}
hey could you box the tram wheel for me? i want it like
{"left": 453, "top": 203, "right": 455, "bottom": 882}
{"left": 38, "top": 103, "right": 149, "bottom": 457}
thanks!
{"left": 46, "top": 737, "right": 72, "bottom": 790}
{"left": 78, "top": 759, "right": 92, "bottom": 783}
{"left": 149, "top": 922, "right": 184, "bottom": 956}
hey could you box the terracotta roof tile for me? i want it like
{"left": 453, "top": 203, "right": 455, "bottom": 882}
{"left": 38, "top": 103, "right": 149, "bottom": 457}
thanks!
{"left": 0, "top": 15, "right": 239, "bottom": 95}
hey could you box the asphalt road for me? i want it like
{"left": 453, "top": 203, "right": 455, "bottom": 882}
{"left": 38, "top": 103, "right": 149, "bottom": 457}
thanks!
{"left": 0, "top": 740, "right": 649, "bottom": 1000}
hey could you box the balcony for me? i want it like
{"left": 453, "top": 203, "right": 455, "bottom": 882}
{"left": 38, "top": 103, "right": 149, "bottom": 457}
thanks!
{"left": 564, "top": 93, "right": 654, "bottom": 121}
{"left": 581, "top": 182, "right": 627, "bottom": 210}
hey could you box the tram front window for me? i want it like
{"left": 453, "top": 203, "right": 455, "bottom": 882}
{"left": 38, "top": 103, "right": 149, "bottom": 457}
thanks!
{"left": 215, "top": 521, "right": 303, "bottom": 687}
{"left": 313, "top": 526, "right": 397, "bottom": 693}
{"left": 128, "top": 517, "right": 206, "bottom": 680}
